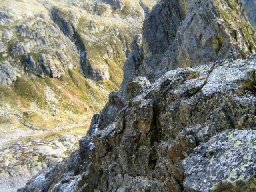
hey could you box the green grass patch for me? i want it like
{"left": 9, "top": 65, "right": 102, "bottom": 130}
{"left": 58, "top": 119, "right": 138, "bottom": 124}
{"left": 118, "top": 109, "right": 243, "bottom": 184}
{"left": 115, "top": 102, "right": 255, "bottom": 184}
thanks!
{"left": 13, "top": 76, "right": 47, "bottom": 108}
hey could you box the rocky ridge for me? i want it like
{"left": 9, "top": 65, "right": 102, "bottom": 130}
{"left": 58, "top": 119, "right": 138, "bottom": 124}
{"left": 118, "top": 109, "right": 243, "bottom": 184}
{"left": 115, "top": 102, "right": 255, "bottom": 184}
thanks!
{"left": 20, "top": 0, "right": 256, "bottom": 191}
{"left": 21, "top": 56, "right": 256, "bottom": 192}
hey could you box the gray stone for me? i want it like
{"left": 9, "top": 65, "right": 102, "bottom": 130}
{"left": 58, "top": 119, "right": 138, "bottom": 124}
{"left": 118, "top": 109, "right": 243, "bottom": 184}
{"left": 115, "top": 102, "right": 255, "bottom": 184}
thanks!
{"left": 11, "top": 43, "right": 27, "bottom": 56}
{"left": 0, "top": 11, "right": 11, "bottom": 24}
{"left": 183, "top": 130, "right": 256, "bottom": 191}
{"left": 0, "top": 61, "right": 16, "bottom": 85}
{"left": 26, "top": 55, "right": 37, "bottom": 69}
{"left": 0, "top": 42, "right": 6, "bottom": 52}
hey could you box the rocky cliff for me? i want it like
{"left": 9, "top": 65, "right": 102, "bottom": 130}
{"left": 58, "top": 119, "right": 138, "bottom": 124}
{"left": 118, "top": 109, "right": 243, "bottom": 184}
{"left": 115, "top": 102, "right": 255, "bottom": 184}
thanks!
{"left": 0, "top": 0, "right": 156, "bottom": 191}
{"left": 20, "top": 0, "right": 256, "bottom": 191}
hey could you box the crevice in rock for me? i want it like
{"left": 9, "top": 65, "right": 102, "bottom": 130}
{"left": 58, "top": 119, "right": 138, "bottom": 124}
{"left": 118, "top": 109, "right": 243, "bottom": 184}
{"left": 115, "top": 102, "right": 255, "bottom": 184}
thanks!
{"left": 72, "top": 29, "right": 90, "bottom": 77}
{"left": 221, "top": 105, "right": 236, "bottom": 129}
{"left": 146, "top": 99, "right": 161, "bottom": 172}
{"left": 118, "top": 106, "right": 128, "bottom": 135}
{"left": 150, "top": 98, "right": 162, "bottom": 145}
{"left": 182, "top": 61, "right": 220, "bottom": 98}
{"left": 171, "top": 173, "right": 185, "bottom": 191}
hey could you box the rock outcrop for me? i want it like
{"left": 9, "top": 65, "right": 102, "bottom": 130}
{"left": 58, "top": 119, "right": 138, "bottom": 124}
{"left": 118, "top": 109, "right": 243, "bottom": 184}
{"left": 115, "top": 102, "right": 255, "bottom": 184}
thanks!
{"left": 18, "top": 0, "right": 256, "bottom": 191}
{"left": 0, "top": 62, "right": 16, "bottom": 85}
{"left": 184, "top": 129, "right": 256, "bottom": 191}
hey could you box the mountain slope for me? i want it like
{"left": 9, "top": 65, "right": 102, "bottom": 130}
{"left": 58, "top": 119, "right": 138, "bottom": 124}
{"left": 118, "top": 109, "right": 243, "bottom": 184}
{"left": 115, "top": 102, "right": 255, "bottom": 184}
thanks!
{"left": 20, "top": 0, "right": 256, "bottom": 191}
{"left": 0, "top": 0, "right": 156, "bottom": 191}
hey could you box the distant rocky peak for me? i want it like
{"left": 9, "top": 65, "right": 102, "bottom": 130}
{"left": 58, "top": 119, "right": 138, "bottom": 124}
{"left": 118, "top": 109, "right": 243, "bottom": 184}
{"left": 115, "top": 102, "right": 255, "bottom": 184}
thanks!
{"left": 138, "top": 0, "right": 256, "bottom": 81}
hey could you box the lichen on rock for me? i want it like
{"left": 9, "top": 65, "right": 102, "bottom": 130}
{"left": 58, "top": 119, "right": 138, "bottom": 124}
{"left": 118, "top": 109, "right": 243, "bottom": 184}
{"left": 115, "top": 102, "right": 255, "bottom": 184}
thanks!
{"left": 183, "top": 130, "right": 256, "bottom": 192}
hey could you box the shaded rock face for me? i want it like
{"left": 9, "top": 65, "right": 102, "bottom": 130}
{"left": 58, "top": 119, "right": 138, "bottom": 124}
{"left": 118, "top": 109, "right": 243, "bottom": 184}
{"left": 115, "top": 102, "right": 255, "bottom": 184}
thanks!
{"left": 19, "top": 0, "right": 256, "bottom": 191}
{"left": 139, "top": 0, "right": 256, "bottom": 80}
{"left": 20, "top": 57, "right": 256, "bottom": 191}
{"left": 242, "top": 0, "right": 256, "bottom": 28}
{"left": 119, "top": 34, "right": 144, "bottom": 99}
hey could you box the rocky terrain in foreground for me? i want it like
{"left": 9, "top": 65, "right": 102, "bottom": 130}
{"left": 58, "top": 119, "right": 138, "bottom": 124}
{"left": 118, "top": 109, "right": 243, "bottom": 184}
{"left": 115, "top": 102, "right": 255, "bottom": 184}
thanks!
{"left": 0, "top": 0, "right": 156, "bottom": 191}
{"left": 20, "top": 0, "right": 256, "bottom": 191}
{"left": 21, "top": 56, "right": 256, "bottom": 192}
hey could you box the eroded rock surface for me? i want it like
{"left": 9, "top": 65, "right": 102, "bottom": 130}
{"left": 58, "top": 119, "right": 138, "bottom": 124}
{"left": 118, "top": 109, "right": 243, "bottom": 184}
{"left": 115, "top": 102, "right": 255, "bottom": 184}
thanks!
{"left": 184, "top": 130, "right": 256, "bottom": 191}
{"left": 0, "top": 62, "right": 16, "bottom": 85}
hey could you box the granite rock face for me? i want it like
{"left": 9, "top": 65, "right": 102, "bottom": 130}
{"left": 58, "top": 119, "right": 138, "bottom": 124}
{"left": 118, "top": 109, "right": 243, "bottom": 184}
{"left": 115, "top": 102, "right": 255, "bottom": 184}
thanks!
{"left": 19, "top": 0, "right": 256, "bottom": 191}
{"left": 183, "top": 130, "right": 256, "bottom": 191}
